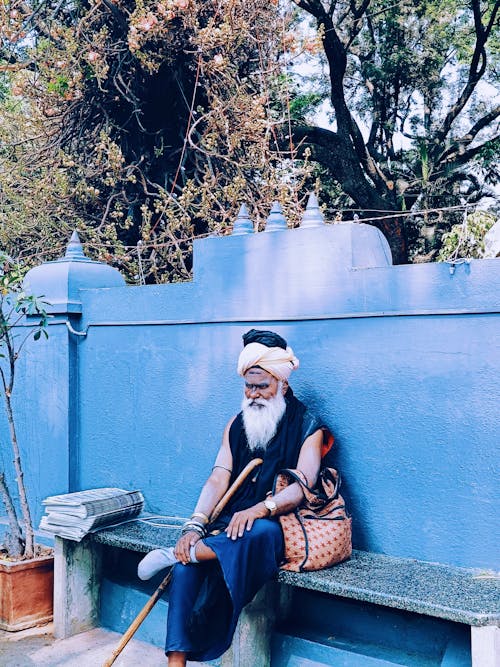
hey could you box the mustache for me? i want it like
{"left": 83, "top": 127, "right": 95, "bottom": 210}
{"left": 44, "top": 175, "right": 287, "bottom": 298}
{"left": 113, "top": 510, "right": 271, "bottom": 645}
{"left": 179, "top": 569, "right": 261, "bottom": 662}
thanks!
{"left": 242, "top": 397, "right": 267, "bottom": 408}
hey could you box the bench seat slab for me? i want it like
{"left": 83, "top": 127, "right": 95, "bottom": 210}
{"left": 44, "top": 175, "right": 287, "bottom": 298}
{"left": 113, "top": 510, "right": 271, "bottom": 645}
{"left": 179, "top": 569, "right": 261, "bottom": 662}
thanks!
{"left": 278, "top": 550, "right": 500, "bottom": 627}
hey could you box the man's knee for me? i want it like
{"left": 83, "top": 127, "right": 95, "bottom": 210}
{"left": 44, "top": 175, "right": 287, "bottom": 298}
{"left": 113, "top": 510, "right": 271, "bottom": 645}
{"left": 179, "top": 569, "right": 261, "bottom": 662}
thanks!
{"left": 247, "top": 518, "right": 282, "bottom": 541}
{"left": 170, "top": 562, "right": 203, "bottom": 588}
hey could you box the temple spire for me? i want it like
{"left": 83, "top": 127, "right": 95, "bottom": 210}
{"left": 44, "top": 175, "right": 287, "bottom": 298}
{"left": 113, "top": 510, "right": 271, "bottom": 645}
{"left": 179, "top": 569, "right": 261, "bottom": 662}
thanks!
{"left": 300, "top": 192, "right": 325, "bottom": 228}
{"left": 264, "top": 202, "right": 287, "bottom": 232}
{"left": 231, "top": 204, "right": 254, "bottom": 236}
{"left": 63, "top": 230, "right": 89, "bottom": 261}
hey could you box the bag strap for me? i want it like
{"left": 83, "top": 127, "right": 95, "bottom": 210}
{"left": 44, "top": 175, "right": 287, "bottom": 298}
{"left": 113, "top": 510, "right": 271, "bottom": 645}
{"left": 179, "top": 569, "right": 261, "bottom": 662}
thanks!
{"left": 276, "top": 466, "right": 342, "bottom": 503}
{"left": 277, "top": 468, "right": 320, "bottom": 504}
{"left": 319, "top": 466, "right": 341, "bottom": 498}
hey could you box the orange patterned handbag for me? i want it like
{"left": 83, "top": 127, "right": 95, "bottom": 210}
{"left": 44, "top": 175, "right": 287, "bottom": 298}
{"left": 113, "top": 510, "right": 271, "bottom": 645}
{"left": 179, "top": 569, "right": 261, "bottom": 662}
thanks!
{"left": 273, "top": 467, "right": 352, "bottom": 572}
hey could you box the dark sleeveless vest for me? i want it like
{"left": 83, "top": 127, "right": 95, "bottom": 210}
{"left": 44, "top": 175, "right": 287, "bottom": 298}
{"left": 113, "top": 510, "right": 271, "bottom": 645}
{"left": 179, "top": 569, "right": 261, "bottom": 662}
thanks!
{"left": 210, "top": 388, "right": 322, "bottom": 530}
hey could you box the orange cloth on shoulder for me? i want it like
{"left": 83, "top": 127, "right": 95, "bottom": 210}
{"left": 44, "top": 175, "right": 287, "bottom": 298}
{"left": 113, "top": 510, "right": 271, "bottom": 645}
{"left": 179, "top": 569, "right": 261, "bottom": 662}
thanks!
{"left": 321, "top": 428, "right": 334, "bottom": 459}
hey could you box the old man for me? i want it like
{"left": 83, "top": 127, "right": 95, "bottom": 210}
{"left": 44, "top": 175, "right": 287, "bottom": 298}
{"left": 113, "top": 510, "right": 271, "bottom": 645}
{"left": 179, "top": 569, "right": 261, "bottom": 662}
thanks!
{"left": 138, "top": 329, "right": 325, "bottom": 666}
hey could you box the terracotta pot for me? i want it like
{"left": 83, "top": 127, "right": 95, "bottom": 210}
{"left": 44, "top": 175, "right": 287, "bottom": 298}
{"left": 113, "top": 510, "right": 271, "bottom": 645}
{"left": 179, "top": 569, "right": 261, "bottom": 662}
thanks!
{"left": 0, "top": 554, "right": 54, "bottom": 631}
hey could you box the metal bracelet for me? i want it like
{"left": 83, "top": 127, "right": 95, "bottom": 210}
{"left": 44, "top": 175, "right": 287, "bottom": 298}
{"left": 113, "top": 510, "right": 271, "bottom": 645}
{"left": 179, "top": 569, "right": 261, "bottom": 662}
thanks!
{"left": 181, "top": 522, "right": 206, "bottom": 537}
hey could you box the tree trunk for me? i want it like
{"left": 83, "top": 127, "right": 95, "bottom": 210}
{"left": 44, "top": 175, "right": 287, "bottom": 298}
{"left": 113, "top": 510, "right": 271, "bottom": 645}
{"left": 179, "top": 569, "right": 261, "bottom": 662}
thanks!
{"left": 291, "top": 126, "right": 408, "bottom": 263}
{"left": 0, "top": 472, "right": 24, "bottom": 558}
{"left": 369, "top": 213, "right": 408, "bottom": 265}
{"left": 4, "top": 392, "right": 34, "bottom": 558}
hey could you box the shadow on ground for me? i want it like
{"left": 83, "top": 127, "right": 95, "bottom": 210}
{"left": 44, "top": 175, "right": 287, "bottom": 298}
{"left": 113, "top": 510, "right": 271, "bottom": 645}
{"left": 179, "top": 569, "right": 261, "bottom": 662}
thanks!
{"left": 0, "top": 624, "right": 206, "bottom": 666}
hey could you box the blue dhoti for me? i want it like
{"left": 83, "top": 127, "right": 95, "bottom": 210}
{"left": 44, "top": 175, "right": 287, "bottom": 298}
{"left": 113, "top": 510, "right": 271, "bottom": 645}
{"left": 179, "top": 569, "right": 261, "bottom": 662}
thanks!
{"left": 165, "top": 518, "right": 284, "bottom": 661}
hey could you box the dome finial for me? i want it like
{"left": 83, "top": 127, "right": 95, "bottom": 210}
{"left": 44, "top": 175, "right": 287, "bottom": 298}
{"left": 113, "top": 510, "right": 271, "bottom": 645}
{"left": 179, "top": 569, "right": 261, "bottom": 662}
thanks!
{"left": 300, "top": 192, "right": 325, "bottom": 228}
{"left": 264, "top": 202, "right": 288, "bottom": 232}
{"left": 63, "top": 230, "right": 89, "bottom": 261}
{"left": 232, "top": 203, "right": 254, "bottom": 236}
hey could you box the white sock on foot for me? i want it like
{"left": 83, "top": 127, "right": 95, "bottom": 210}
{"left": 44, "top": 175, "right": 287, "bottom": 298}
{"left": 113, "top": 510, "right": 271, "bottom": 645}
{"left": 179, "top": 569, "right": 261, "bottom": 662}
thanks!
{"left": 137, "top": 547, "right": 177, "bottom": 580}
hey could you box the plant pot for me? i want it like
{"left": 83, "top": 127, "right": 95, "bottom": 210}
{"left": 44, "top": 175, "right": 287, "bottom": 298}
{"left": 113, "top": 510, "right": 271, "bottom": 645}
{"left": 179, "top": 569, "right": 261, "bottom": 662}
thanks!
{"left": 0, "top": 554, "right": 54, "bottom": 631}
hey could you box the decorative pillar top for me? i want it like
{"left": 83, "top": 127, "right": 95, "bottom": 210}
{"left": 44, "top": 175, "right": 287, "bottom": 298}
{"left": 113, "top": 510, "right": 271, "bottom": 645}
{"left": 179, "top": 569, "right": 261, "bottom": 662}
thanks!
{"left": 61, "top": 230, "right": 90, "bottom": 262}
{"left": 264, "top": 202, "right": 288, "bottom": 232}
{"left": 300, "top": 192, "right": 325, "bottom": 228}
{"left": 23, "top": 230, "right": 126, "bottom": 315}
{"left": 231, "top": 204, "right": 254, "bottom": 236}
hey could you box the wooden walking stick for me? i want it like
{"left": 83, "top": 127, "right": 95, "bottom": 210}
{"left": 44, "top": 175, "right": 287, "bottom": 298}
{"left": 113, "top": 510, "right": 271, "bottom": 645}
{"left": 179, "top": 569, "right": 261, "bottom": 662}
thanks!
{"left": 102, "top": 457, "right": 263, "bottom": 667}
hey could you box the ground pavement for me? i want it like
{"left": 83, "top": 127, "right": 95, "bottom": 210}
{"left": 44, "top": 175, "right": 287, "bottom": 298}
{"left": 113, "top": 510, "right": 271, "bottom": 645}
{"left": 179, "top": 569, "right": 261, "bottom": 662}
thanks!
{"left": 0, "top": 624, "right": 207, "bottom": 667}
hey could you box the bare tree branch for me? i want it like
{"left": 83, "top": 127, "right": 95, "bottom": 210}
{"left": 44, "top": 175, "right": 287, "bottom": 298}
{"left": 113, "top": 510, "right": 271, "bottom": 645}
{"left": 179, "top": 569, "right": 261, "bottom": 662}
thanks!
{"left": 433, "top": 0, "right": 499, "bottom": 147}
{"left": 442, "top": 135, "right": 499, "bottom": 169}
{"left": 437, "top": 105, "right": 500, "bottom": 164}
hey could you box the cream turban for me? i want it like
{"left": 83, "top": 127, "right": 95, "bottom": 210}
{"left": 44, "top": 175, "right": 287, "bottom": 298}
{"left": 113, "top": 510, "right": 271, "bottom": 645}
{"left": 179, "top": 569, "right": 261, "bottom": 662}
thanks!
{"left": 237, "top": 342, "right": 300, "bottom": 381}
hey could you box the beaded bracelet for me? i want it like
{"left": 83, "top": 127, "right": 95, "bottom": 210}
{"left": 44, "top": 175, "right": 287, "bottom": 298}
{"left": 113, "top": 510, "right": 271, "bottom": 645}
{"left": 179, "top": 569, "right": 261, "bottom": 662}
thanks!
{"left": 191, "top": 512, "right": 209, "bottom": 525}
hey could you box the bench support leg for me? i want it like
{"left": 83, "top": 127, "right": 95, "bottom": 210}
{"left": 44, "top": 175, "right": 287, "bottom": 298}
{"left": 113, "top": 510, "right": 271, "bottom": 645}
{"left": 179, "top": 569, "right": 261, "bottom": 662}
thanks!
{"left": 221, "top": 582, "right": 277, "bottom": 667}
{"left": 53, "top": 537, "right": 103, "bottom": 639}
{"left": 471, "top": 625, "right": 499, "bottom": 667}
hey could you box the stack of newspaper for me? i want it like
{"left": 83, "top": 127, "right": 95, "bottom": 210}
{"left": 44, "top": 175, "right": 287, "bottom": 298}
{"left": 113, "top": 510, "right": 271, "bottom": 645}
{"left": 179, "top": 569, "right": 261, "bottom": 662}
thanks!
{"left": 40, "top": 487, "right": 144, "bottom": 541}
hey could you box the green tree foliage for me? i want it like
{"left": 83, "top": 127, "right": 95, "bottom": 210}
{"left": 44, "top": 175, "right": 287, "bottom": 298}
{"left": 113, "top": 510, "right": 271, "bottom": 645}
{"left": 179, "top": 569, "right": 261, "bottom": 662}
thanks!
{"left": 292, "top": 0, "right": 499, "bottom": 262}
{"left": 438, "top": 210, "right": 497, "bottom": 261}
{"left": 0, "top": 0, "right": 498, "bottom": 278}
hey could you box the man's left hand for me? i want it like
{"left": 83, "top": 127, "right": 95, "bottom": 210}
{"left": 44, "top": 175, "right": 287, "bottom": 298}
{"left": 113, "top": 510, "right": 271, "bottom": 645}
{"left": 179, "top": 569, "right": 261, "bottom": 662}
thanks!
{"left": 225, "top": 502, "right": 269, "bottom": 540}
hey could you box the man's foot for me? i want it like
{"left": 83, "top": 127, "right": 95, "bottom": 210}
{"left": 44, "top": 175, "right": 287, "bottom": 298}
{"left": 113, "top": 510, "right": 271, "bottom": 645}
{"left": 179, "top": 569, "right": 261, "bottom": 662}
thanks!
{"left": 137, "top": 547, "right": 177, "bottom": 580}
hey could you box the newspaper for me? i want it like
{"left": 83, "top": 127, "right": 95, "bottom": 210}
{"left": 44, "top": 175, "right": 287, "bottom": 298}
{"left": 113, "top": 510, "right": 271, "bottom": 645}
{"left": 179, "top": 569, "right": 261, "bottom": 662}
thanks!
{"left": 42, "top": 488, "right": 144, "bottom": 518}
{"left": 39, "top": 488, "right": 144, "bottom": 541}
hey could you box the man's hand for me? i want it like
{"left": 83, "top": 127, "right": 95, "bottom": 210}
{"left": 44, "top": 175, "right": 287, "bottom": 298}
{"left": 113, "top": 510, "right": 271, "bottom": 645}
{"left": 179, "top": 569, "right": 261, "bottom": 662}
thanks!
{"left": 175, "top": 530, "right": 202, "bottom": 565}
{"left": 225, "top": 503, "right": 269, "bottom": 540}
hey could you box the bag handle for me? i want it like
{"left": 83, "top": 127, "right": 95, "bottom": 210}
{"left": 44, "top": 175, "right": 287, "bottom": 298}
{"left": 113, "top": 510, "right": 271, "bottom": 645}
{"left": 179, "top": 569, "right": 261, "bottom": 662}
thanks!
{"left": 319, "top": 466, "right": 341, "bottom": 498}
{"left": 279, "top": 468, "right": 309, "bottom": 489}
{"left": 274, "top": 466, "right": 341, "bottom": 504}
{"left": 275, "top": 468, "right": 322, "bottom": 504}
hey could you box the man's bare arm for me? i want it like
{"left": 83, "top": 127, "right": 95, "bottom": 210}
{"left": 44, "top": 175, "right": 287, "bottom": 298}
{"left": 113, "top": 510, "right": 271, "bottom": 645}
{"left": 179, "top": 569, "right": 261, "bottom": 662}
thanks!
{"left": 270, "top": 428, "right": 323, "bottom": 512}
{"left": 225, "top": 429, "right": 323, "bottom": 540}
{"left": 174, "top": 419, "right": 233, "bottom": 563}
{"left": 193, "top": 417, "right": 234, "bottom": 516}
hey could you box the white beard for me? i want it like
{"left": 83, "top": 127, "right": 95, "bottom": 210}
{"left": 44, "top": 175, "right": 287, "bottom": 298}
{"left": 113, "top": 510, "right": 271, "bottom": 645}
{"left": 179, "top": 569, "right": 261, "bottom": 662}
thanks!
{"left": 241, "top": 386, "right": 286, "bottom": 451}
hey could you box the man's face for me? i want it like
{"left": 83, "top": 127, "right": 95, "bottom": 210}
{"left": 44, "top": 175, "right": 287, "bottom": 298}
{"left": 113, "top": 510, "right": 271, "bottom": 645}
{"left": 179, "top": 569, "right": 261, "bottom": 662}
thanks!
{"left": 244, "top": 368, "right": 283, "bottom": 406}
{"left": 241, "top": 367, "right": 287, "bottom": 450}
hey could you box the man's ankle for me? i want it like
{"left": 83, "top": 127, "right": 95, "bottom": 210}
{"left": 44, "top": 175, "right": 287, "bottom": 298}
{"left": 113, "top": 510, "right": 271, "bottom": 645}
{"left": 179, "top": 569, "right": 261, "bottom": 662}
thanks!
{"left": 189, "top": 544, "right": 198, "bottom": 563}
{"left": 137, "top": 547, "right": 177, "bottom": 580}
{"left": 167, "top": 651, "right": 186, "bottom": 666}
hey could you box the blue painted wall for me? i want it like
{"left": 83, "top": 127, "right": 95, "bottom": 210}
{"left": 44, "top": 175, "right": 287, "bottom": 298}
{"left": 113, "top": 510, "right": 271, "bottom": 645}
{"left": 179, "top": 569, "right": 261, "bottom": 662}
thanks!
{"left": 0, "top": 319, "right": 73, "bottom": 527}
{"left": 2, "top": 223, "right": 499, "bottom": 573}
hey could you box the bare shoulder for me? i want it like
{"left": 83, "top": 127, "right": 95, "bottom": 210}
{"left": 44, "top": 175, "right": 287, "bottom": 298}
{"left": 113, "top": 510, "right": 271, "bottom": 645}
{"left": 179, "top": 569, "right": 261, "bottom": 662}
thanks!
{"left": 302, "top": 428, "right": 323, "bottom": 448}
{"left": 221, "top": 415, "right": 238, "bottom": 446}
{"left": 297, "top": 429, "right": 323, "bottom": 485}
{"left": 212, "top": 416, "right": 237, "bottom": 472}
{"left": 225, "top": 414, "right": 238, "bottom": 431}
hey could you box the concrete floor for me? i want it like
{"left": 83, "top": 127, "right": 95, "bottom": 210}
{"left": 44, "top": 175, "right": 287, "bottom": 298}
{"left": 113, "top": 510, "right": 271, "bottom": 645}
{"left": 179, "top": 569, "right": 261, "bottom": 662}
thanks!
{"left": 0, "top": 624, "right": 206, "bottom": 667}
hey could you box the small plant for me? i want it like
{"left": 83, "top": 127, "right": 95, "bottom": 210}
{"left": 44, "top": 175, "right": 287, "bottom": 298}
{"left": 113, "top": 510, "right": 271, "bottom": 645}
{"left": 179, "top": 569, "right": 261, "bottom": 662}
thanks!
{"left": 0, "top": 253, "right": 48, "bottom": 560}
{"left": 438, "top": 211, "right": 496, "bottom": 262}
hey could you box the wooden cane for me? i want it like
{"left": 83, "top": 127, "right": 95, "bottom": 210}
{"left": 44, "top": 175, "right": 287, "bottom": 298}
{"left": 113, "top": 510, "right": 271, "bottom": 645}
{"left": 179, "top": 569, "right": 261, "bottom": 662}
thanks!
{"left": 102, "top": 457, "right": 263, "bottom": 667}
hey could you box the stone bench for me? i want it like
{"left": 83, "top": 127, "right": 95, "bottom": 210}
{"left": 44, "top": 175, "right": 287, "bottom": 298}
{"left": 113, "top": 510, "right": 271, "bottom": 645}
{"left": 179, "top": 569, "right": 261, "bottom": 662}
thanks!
{"left": 54, "top": 520, "right": 499, "bottom": 666}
